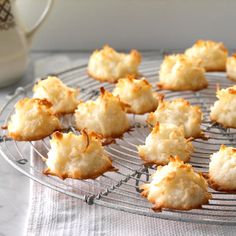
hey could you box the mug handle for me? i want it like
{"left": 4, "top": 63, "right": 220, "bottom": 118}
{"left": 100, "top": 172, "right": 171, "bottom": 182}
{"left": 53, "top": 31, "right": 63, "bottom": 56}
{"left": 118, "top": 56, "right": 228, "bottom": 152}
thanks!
{"left": 25, "top": 0, "right": 54, "bottom": 42}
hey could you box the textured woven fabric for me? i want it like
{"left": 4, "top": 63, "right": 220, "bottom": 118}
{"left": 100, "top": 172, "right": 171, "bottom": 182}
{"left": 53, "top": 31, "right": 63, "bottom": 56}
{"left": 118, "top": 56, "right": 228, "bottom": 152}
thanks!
{"left": 26, "top": 146, "right": 236, "bottom": 236}
{"left": 25, "top": 56, "right": 236, "bottom": 236}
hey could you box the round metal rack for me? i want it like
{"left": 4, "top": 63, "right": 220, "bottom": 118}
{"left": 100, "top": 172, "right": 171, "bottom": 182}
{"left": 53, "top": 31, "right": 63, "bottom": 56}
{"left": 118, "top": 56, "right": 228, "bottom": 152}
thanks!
{"left": 1, "top": 60, "right": 236, "bottom": 225}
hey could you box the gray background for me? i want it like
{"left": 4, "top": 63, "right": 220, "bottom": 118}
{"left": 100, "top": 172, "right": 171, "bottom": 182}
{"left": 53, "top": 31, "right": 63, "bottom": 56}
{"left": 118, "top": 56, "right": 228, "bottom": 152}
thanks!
{"left": 16, "top": 0, "right": 236, "bottom": 51}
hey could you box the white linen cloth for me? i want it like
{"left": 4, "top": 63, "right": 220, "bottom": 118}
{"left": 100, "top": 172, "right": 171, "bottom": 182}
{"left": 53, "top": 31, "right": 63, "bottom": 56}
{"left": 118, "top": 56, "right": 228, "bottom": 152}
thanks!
{"left": 25, "top": 55, "right": 236, "bottom": 236}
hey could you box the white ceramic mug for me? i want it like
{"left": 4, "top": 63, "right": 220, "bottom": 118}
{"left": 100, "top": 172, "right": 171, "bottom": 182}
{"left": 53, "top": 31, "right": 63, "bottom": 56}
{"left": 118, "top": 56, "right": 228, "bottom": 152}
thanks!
{"left": 0, "top": 0, "right": 54, "bottom": 87}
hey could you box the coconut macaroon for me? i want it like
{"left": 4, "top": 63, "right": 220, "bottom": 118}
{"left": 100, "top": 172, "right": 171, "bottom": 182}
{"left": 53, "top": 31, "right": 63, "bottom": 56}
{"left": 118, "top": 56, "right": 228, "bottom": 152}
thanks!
{"left": 210, "top": 85, "right": 236, "bottom": 128}
{"left": 75, "top": 87, "right": 130, "bottom": 138}
{"left": 158, "top": 54, "right": 208, "bottom": 91}
{"left": 33, "top": 76, "right": 79, "bottom": 115}
{"left": 87, "top": 45, "right": 142, "bottom": 83}
{"left": 185, "top": 40, "right": 228, "bottom": 72}
{"left": 7, "top": 98, "right": 61, "bottom": 141}
{"left": 138, "top": 123, "right": 193, "bottom": 165}
{"left": 44, "top": 131, "right": 116, "bottom": 180}
{"left": 209, "top": 145, "right": 236, "bottom": 192}
{"left": 113, "top": 76, "right": 159, "bottom": 114}
{"left": 140, "top": 157, "right": 211, "bottom": 211}
{"left": 147, "top": 98, "right": 203, "bottom": 138}
{"left": 226, "top": 54, "right": 236, "bottom": 81}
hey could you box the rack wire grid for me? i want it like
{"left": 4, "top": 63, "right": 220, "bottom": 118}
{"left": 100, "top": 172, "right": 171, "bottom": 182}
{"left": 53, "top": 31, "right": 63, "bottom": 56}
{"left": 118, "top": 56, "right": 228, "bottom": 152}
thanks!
{"left": 1, "top": 59, "right": 236, "bottom": 226}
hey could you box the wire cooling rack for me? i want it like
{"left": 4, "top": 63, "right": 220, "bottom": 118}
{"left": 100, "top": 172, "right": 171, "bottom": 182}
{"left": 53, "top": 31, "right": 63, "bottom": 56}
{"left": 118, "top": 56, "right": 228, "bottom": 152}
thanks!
{"left": 1, "top": 60, "right": 236, "bottom": 226}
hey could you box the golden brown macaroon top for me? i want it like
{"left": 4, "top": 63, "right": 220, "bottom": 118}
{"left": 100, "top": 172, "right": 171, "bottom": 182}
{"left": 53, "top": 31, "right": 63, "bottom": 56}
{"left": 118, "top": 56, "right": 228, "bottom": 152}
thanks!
{"left": 88, "top": 45, "right": 141, "bottom": 83}
{"left": 33, "top": 76, "right": 79, "bottom": 115}
{"left": 140, "top": 157, "right": 211, "bottom": 211}
{"left": 7, "top": 98, "right": 61, "bottom": 141}
{"left": 75, "top": 87, "right": 130, "bottom": 138}
{"left": 113, "top": 75, "right": 160, "bottom": 114}
{"left": 44, "top": 130, "right": 116, "bottom": 180}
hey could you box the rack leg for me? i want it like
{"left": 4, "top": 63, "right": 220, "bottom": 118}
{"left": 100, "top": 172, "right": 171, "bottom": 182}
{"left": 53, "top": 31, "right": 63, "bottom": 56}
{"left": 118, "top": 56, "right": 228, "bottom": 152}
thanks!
{"left": 135, "top": 166, "right": 149, "bottom": 193}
